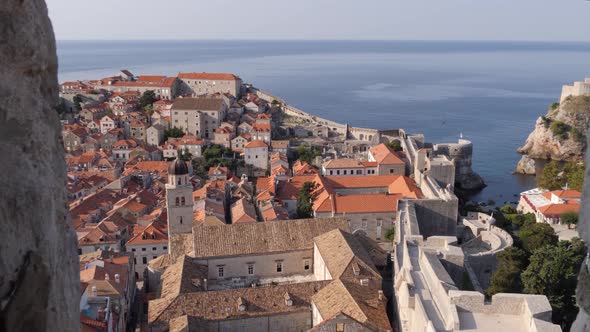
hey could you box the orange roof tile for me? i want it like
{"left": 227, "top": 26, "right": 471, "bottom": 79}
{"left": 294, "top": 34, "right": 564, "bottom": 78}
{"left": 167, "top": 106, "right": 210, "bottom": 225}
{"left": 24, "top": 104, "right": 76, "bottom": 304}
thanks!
{"left": 369, "top": 144, "right": 404, "bottom": 165}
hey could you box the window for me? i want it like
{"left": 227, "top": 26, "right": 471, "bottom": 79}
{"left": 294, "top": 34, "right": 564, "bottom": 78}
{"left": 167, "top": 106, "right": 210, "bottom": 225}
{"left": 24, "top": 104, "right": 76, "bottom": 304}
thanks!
{"left": 337, "top": 170, "right": 340, "bottom": 175}
{"left": 336, "top": 323, "right": 345, "bottom": 332}
{"left": 175, "top": 197, "right": 180, "bottom": 206}
{"left": 247, "top": 264, "right": 254, "bottom": 275}
{"left": 142, "top": 248, "right": 146, "bottom": 251}
{"left": 134, "top": 257, "right": 137, "bottom": 264}
{"left": 179, "top": 216, "right": 183, "bottom": 224}
{"left": 218, "top": 266, "right": 225, "bottom": 277}
{"left": 343, "top": 170, "right": 347, "bottom": 175}
{"left": 142, "top": 257, "right": 147, "bottom": 264}
{"left": 153, "top": 256, "right": 157, "bottom": 259}
{"left": 362, "top": 219, "right": 368, "bottom": 229}
{"left": 356, "top": 170, "right": 362, "bottom": 175}
{"left": 77, "top": 248, "right": 82, "bottom": 255}
{"left": 181, "top": 197, "right": 186, "bottom": 206}
{"left": 276, "top": 262, "right": 283, "bottom": 273}
{"left": 152, "top": 247, "right": 157, "bottom": 251}
{"left": 163, "top": 246, "right": 167, "bottom": 250}
{"left": 390, "top": 169, "right": 394, "bottom": 174}
{"left": 304, "top": 260, "right": 310, "bottom": 270}
{"left": 329, "top": 170, "right": 333, "bottom": 175}
{"left": 131, "top": 248, "right": 136, "bottom": 252}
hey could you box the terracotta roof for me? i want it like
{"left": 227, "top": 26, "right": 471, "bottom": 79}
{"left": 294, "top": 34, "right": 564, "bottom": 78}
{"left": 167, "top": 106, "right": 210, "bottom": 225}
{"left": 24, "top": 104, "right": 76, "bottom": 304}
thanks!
{"left": 192, "top": 217, "right": 349, "bottom": 258}
{"left": 230, "top": 198, "right": 257, "bottom": 223}
{"left": 127, "top": 222, "right": 168, "bottom": 245}
{"left": 252, "top": 123, "right": 271, "bottom": 132}
{"left": 312, "top": 279, "right": 391, "bottom": 332}
{"left": 538, "top": 200, "right": 580, "bottom": 216}
{"left": 323, "top": 158, "right": 365, "bottom": 169}
{"left": 149, "top": 280, "right": 330, "bottom": 324}
{"left": 159, "top": 255, "right": 208, "bottom": 299}
{"left": 369, "top": 144, "right": 404, "bottom": 165}
{"left": 541, "top": 189, "right": 582, "bottom": 200}
{"left": 171, "top": 97, "right": 224, "bottom": 111}
{"left": 292, "top": 160, "right": 318, "bottom": 175}
{"left": 317, "top": 193, "right": 400, "bottom": 214}
{"left": 313, "top": 229, "right": 382, "bottom": 280}
{"left": 178, "top": 72, "right": 240, "bottom": 81}
{"left": 244, "top": 140, "right": 267, "bottom": 149}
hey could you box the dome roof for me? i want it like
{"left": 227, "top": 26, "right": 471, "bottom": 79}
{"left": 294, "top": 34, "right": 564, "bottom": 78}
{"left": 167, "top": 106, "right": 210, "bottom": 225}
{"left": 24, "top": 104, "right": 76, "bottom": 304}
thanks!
{"left": 169, "top": 158, "right": 189, "bottom": 175}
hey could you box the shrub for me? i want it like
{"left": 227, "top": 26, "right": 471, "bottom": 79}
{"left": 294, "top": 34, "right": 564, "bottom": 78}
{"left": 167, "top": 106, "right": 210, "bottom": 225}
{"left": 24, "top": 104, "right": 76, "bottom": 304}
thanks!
{"left": 550, "top": 102, "right": 560, "bottom": 110}
{"left": 385, "top": 227, "right": 395, "bottom": 241}
{"left": 501, "top": 205, "right": 517, "bottom": 214}
{"left": 550, "top": 121, "right": 570, "bottom": 139}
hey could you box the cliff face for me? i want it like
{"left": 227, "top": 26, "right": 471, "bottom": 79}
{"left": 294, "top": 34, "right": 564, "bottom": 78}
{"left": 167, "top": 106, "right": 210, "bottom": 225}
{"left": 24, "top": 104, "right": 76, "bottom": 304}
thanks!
{"left": 516, "top": 96, "right": 590, "bottom": 174}
{"left": 0, "top": 0, "right": 80, "bottom": 331}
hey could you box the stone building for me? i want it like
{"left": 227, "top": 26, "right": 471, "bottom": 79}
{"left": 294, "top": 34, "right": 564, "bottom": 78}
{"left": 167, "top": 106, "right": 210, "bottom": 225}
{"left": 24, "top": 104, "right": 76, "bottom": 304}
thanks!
{"left": 560, "top": 78, "right": 590, "bottom": 103}
{"left": 368, "top": 143, "right": 405, "bottom": 175}
{"left": 177, "top": 72, "right": 242, "bottom": 98}
{"left": 148, "top": 218, "right": 391, "bottom": 331}
{"left": 170, "top": 97, "right": 227, "bottom": 139}
{"left": 126, "top": 222, "right": 168, "bottom": 280}
{"left": 244, "top": 140, "right": 269, "bottom": 175}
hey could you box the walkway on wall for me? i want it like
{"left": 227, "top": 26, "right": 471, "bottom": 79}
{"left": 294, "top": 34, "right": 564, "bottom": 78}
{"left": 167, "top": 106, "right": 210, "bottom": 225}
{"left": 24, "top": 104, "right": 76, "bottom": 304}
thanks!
{"left": 408, "top": 245, "right": 446, "bottom": 330}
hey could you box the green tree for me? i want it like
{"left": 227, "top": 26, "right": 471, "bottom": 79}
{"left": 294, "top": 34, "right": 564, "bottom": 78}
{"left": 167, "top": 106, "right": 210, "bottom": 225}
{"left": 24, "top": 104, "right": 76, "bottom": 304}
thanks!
{"left": 73, "top": 94, "right": 83, "bottom": 111}
{"left": 518, "top": 223, "right": 558, "bottom": 254}
{"left": 165, "top": 126, "right": 185, "bottom": 139}
{"left": 296, "top": 181, "right": 318, "bottom": 219}
{"left": 139, "top": 90, "right": 157, "bottom": 108}
{"left": 550, "top": 121, "right": 570, "bottom": 139}
{"left": 297, "top": 144, "right": 321, "bottom": 164}
{"left": 522, "top": 242, "right": 586, "bottom": 329}
{"left": 550, "top": 102, "right": 560, "bottom": 110}
{"left": 563, "top": 162, "right": 585, "bottom": 192}
{"left": 500, "top": 205, "right": 517, "bottom": 214}
{"left": 487, "top": 247, "right": 528, "bottom": 296}
{"left": 385, "top": 227, "right": 395, "bottom": 241}
{"left": 386, "top": 140, "right": 403, "bottom": 152}
{"left": 561, "top": 212, "right": 578, "bottom": 227}
{"left": 179, "top": 147, "right": 193, "bottom": 161}
{"left": 539, "top": 161, "right": 565, "bottom": 190}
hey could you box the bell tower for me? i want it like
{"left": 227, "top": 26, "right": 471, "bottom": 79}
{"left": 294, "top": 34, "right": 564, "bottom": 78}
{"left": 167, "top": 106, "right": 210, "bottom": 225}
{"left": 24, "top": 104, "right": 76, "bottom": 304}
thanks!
{"left": 166, "top": 158, "right": 193, "bottom": 254}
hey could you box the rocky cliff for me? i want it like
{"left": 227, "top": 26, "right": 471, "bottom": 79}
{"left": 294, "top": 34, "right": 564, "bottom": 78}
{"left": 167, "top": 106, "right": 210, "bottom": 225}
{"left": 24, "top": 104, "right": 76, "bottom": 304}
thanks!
{"left": 515, "top": 96, "right": 590, "bottom": 174}
{"left": 0, "top": 0, "right": 80, "bottom": 331}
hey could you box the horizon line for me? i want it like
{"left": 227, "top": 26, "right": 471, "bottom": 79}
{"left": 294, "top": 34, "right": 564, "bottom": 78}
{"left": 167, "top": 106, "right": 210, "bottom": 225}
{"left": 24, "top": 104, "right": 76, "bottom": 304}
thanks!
{"left": 54, "top": 38, "right": 590, "bottom": 44}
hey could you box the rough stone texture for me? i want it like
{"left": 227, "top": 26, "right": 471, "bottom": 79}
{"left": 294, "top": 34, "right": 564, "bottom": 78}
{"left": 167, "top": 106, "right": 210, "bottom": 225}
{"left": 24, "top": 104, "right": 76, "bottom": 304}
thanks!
{"left": 571, "top": 133, "right": 590, "bottom": 332}
{"left": 0, "top": 1, "right": 80, "bottom": 331}
{"left": 518, "top": 95, "right": 590, "bottom": 165}
{"left": 515, "top": 154, "right": 537, "bottom": 175}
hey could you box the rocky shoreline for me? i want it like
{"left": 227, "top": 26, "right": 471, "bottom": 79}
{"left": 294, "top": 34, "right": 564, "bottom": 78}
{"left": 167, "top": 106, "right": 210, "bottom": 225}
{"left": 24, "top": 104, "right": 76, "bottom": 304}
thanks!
{"left": 515, "top": 96, "right": 588, "bottom": 175}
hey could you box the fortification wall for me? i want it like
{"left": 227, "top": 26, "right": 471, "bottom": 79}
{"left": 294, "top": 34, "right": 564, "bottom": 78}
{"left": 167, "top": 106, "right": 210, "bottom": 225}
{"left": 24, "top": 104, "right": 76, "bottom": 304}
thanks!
{"left": 348, "top": 126, "right": 381, "bottom": 143}
{"left": 253, "top": 88, "right": 348, "bottom": 136}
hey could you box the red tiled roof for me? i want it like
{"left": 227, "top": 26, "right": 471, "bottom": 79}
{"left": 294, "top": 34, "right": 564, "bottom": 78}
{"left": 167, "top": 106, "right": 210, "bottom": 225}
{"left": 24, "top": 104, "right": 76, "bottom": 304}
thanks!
{"left": 178, "top": 72, "right": 240, "bottom": 81}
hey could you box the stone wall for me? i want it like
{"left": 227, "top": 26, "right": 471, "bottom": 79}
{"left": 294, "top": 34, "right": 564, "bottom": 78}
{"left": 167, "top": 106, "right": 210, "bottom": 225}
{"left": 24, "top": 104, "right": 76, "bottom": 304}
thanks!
{"left": 0, "top": 0, "right": 80, "bottom": 330}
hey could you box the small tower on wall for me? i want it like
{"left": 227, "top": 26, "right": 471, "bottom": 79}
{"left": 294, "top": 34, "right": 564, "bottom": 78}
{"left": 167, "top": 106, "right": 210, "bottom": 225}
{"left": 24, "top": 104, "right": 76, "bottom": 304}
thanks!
{"left": 166, "top": 158, "right": 193, "bottom": 254}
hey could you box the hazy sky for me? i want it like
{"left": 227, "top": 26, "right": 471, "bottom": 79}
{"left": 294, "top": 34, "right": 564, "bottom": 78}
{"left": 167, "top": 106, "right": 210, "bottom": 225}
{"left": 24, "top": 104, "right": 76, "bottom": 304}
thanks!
{"left": 46, "top": 0, "right": 590, "bottom": 41}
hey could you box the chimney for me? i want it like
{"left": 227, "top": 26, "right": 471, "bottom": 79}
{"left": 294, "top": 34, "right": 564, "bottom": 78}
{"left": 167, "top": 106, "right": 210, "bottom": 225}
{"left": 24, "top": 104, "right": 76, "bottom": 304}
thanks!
{"left": 378, "top": 290, "right": 384, "bottom": 301}
{"left": 237, "top": 297, "right": 246, "bottom": 312}
{"left": 92, "top": 285, "right": 97, "bottom": 296}
{"left": 115, "top": 274, "right": 120, "bottom": 283}
{"left": 105, "top": 273, "right": 110, "bottom": 281}
{"left": 284, "top": 292, "right": 293, "bottom": 306}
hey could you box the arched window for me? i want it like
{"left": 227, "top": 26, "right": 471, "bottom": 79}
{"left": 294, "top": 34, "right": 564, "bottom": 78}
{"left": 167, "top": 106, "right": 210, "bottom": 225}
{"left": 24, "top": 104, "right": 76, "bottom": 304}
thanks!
{"left": 181, "top": 197, "right": 186, "bottom": 206}
{"left": 175, "top": 197, "right": 180, "bottom": 206}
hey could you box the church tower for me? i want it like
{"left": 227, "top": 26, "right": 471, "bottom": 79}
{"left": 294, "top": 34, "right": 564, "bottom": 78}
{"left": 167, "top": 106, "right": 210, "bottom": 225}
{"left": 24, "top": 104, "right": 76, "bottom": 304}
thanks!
{"left": 166, "top": 158, "right": 193, "bottom": 246}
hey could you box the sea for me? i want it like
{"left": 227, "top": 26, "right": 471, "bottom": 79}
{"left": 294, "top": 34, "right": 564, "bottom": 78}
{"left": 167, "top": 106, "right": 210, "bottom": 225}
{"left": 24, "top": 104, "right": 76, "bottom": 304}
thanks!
{"left": 56, "top": 40, "right": 590, "bottom": 204}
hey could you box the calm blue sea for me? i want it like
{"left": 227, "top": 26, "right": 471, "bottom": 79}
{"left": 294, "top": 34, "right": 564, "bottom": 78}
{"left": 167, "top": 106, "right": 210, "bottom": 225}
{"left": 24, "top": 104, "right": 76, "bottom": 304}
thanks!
{"left": 56, "top": 40, "right": 590, "bottom": 204}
